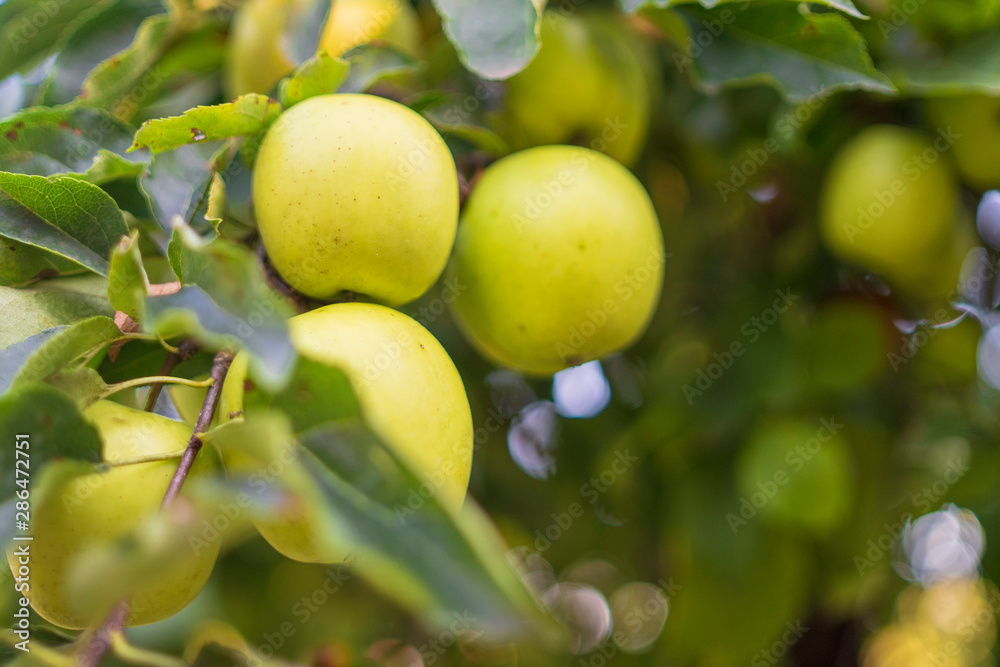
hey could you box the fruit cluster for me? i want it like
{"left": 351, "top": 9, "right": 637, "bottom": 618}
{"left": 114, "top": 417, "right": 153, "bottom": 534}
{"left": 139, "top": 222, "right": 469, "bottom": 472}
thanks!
{"left": 7, "top": 0, "right": 665, "bottom": 630}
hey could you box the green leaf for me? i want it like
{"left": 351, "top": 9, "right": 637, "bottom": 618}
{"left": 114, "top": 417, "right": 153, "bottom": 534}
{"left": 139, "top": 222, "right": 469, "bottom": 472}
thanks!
{"left": 679, "top": 5, "right": 894, "bottom": 101}
{"left": 0, "top": 316, "right": 126, "bottom": 394}
{"left": 38, "top": 0, "right": 164, "bottom": 106}
{"left": 431, "top": 0, "right": 541, "bottom": 80}
{"left": 77, "top": 13, "right": 174, "bottom": 114}
{"left": 205, "top": 415, "right": 555, "bottom": 638}
{"left": 130, "top": 94, "right": 284, "bottom": 155}
{"left": 74, "top": 12, "right": 227, "bottom": 122}
{"left": 885, "top": 31, "right": 1000, "bottom": 95}
{"left": 79, "top": 149, "right": 147, "bottom": 185}
{"left": 0, "top": 384, "right": 103, "bottom": 499}
{"left": 278, "top": 52, "right": 350, "bottom": 108}
{"left": 107, "top": 231, "right": 149, "bottom": 321}
{"left": 0, "top": 0, "right": 101, "bottom": 80}
{"left": 282, "top": 0, "right": 333, "bottom": 67}
{"left": 420, "top": 94, "right": 511, "bottom": 154}
{"left": 622, "top": 0, "right": 867, "bottom": 20}
{"left": 0, "top": 106, "right": 145, "bottom": 179}
{"left": 167, "top": 224, "right": 212, "bottom": 284}
{"left": 47, "top": 366, "right": 112, "bottom": 407}
{"left": 0, "top": 238, "right": 82, "bottom": 287}
{"left": 0, "top": 172, "right": 129, "bottom": 278}
{"left": 146, "top": 226, "right": 296, "bottom": 389}
{"left": 240, "top": 355, "right": 361, "bottom": 432}
{"left": 340, "top": 44, "right": 418, "bottom": 94}
{"left": 0, "top": 275, "right": 112, "bottom": 349}
{"left": 139, "top": 140, "right": 221, "bottom": 232}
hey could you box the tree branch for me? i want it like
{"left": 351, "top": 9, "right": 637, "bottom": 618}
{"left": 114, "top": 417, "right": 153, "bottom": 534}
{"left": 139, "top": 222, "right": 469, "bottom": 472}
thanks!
{"left": 143, "top": 340, "right": 200, "bottom": 412}
{"left": 78, "top": 350, "right": 234, "bottom": 667}
{"left": 75, "top": 601, "right": 129, "bottom": 667}
{"left": 161, "top": 350, "right": 234, "bottom": 508}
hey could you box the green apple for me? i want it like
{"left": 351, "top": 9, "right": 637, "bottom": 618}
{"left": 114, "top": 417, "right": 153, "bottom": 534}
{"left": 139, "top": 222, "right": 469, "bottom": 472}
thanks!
{"left": 503, "top": 10, "right": 650, "bottom": 166}
{"left": 736, "top": 418, "right": 854, "bottom": 534}
{"left": 447, "top": 145, "right": 664, "bottom": 376}
{"left": 927, "top": 94, "right": 1000, "bottom": 190}
{"left": 225, "top": 0, "right": 420, "bottom": 98}
{"left": 819, "top": 124, "right": 958, "bottom": 286}
{"left": 319, "top": 0, "right": 420, "bottom": 58}
{"left": 253, "top": 94, "right": 459, "bottom": 305}
{"left": 220, "top": 302, "right": 473, "bottom": 562}
{"left": 7, "top": 401, "right": 219, "bottom": 629}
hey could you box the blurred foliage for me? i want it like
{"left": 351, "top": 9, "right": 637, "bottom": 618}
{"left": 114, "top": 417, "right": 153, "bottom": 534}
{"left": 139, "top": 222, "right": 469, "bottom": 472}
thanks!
{"left": 1, "top": 0, "right": 1000, "bottom": 665}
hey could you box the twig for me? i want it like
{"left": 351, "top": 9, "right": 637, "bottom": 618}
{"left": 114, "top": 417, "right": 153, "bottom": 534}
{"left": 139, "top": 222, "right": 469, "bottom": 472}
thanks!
{"left": 79, "top": 351, "right": 234, "bottom": 667}
{"left": 143, "top": 340, "right": 199, "bottom": 412}
{"left": 75, "top": 601, "right": 129, "bottom": 667}
{"left": 161, "top": 350, "right": 234, "bottom": 508}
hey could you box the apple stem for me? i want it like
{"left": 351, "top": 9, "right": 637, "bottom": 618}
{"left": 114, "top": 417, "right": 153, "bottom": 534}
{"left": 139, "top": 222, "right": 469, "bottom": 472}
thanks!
{"left": 143, "top": 340, "right": 200, "bottom": 412}
{"left": 160, "top": 350, "right": 234, "bottom": 509}
{"left": 256, "top": 243, "right": 313, "bottom": 313}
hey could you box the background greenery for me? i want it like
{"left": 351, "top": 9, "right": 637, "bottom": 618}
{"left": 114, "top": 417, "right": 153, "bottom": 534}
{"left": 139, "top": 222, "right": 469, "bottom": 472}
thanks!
{"left": 1, "top": 0, "right": 1000, "bottom": 665}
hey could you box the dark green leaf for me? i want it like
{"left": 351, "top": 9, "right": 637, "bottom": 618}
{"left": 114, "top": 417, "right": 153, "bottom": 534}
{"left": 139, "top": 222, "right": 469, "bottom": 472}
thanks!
{"left": 0, "top": 105, "right": 145, "bottom": 179}
{"left": 38, "top": 0, "right": 164, "bottom": 106}
{"left": 130, "top": 94, "right": 283, "bottom": 154}
{"left": 167, "top": 224, "right": 213, "bottom": 284}
{"left": 431, "top": 0, "right": 540, "bottom": 80}
{"left": 339, "top": 44, "right": 416, "bottom": 94}
{"left": 278, "top": 52, "right": 350, "bottom": 108}
{"left": 139, "top": 140, "right": 220, "bottom": 232}
{"left": 206, "top": 415, "right": 554, "bottom": 639}
{"left": 885, "top": 31, "right": 1000, "bottom": 94}
{"left": 242, "top": 356, "right": 360, "bottom": 432}
{"left": 146, "top": 226, "right": 296, "bottom": 388}
{"left": 0, "top": 172, "right": 128, "bottom": 277}
{"left": 0, "top": 0, "right": 101, "bottom": 80}
{"left": 77, "top": 14, "right": 173, "bottom": 114}
{"left": 622, "top": 0, "right": 866, "bottom": 19}
{"left": 0, "top": 237, "right": 82, "bottom": 287}
{"left": 680, "top": 5, "right": 894, "bottom": 101}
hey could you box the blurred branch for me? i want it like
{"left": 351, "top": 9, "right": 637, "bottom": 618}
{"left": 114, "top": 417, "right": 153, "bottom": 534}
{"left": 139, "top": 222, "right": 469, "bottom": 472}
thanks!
{"left": 143, "top": 339, "right": 200, "bottom": 411}
{"left": 79, "top": 350, "right": 233, "bottom": 667}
